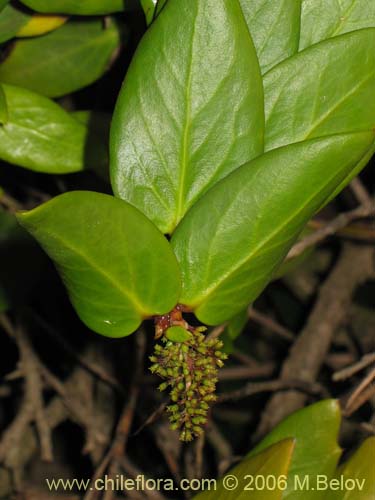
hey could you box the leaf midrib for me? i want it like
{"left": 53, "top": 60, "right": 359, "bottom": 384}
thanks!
{"left": 174, "top": 5, "right": 198, "bottom": 228}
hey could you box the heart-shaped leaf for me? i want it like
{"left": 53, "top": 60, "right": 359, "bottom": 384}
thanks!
{"left": 264, "top": 29, "right": 375, "bottom": 151}
{"left": 300, "top": 0, "right": 375, "bottom": 50}
{"left": 17, "top": 191, "right": 181, "bottom": 338}
{"left": 195, "top": 439, "right": 295, "bottom": 500}
{"left": 18, "top": 0, "right": 125, "bottom": 15}
{"left": 249, "top": 400, "right": 342, "bottom": 500}
{"left": 110, "top": 0, "right": 264, "bottom": 234}
{"left": 0, "top": 84, "right": 107, "bottom": 173}
{"left": 171, "top": 133, "right": 374, "bottom": 325}
{"left": 0, "top": 2, "right": 30, "bottom": 43}
{"left": 325, "top": 437, "right": 375, "bottom": 500}
{"left": 239, "top": 0, "right": 302, "bottom": 74}
{"left": 0, "top": 19, "right": 120, "bottom": 98}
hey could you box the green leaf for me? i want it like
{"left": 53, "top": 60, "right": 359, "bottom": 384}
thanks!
{"left": 0, "top": 19, "right": 121, "bottom": 98}
{"left": 195, "top": 439, "right": 295, "bottom": 500}
{"left": 0, "top": 0, "right": 9, "bottom": 13}
{"left": 0, "top": 207, "right": 45, "bottom": 312}
{"left": 110, "top": 0, "right": 264, "bottom": 234}
{"left": 0, "top": 2, "right": 30, "bottom": 43}
{"left": 18, "top": 0, "right": 125, "bottom": 15}
{"left": 171, "top": 133, "right": 374, "bottom": 325}
{"left": 250, "top": 400, "right": 342, "bottom": 500}
{"left": 264, "top": 29, "right": 375, "bottom": 151}
{"left": 17, "top": 191, "right": 181, "bottom": 338}
{"left": 300, "top": 0, "right": 375, "bottom": 50}
{"left": 239, "top": 0, "right": 302, "bottom": 74}
{"left": 0, "top": 83, "right": 7, "bottom": 124}
{"left": 0, "top": 84, "right": 107, "bottom": 174}
{"left": 166, "top": 326, "right": 192, "bottom": 343}
{"left": 141, "top": 0, "right": 167, "bottom": 24}
{"left": 325, "top": 437, "right": 375, "bottom": 500}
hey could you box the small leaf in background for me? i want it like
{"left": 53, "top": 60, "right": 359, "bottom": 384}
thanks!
{"left": 300, "top": 0, "right": 375, "bottom": 50}
{"left": 0, "top": 83, "right": 7, "bottom": 124}
{"left": 165, "top": 325, "right": 192, "bottom": 342}
{"left": 195, "top": 439, "right": 295, "bottom": 500}
{"left": 325, "top": 437, "right": 375, "bottom": 500}
{"left": 18, "top": 0, "right": 125, "bottom": 15}
{"left": 110, "top": 0, "right": 264, "bottom": 234}
{"left": 239, "top": 0, "right": 302, "bottom": 74}
{"left": 17, "top": 191, "right": 181, "bottom": 338}
{"left": 0, "top": 84, "right": 107, "bottom": 174}
{"left": 0, "top": 19, "right": 121, "bottom": 98}
{"left": 172, "top": 133, "right": 374, "bottom": 325}
{"left": 0, "top": 1, "right": 30, "bottom": 43}
{"left": 16, "top": 13, "right": 67, "bottom": 37}
{"left": 249, "top": 400, "right": 342, "bottom": 500}
{"left": 264, "top": 29, "right": 375, "bottom": 151}
{"left": 0, "top": 207, "right": 45, "bottom": 312}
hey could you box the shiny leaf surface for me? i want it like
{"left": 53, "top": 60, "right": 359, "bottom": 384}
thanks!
{"left": 325, "top": 437, "right": 375, "bottom": 500}
{"left": 195, "top": 439, "right": 295, "bottom": 499}
{"left": 250, "top": 400, "right": 342, "bottom": 500}
{"left": 110, "top": 0, "right": 264, "bottom": 234}
{"left": 0, "top": 84, "right": 107, "bottom": 173}
{"left": 17, "top": 191, "right": 181, "bottom": 338}
{"left": 264, "top": 29, "right": 375, "bottom": 151}
{"left": 0, "top": 19, "right": 121, "bottom": 98}
{"left": 300, "top": 0, "right": 375, "bottom": 50}
{"left": 239, "top": 0, "right": 302, "bottom": 73}
{"left": 171, "top": 133, "right": 374, "bottom": 325}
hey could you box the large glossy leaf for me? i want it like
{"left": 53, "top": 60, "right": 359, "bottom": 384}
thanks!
{"left": 264, "top": 29, "right": 375, "bottom": 151}
{"left": 325, "top": 437, "right": 375, "bottom": 500}
{"left": 195, "top": 439, "right": 295, "bottom": 500}
{"left": 250, "top": 400, "right": 342, "bottom": 500}
{"left": 0, "top": 2, "right": 30, "bottom": 43}
{"left": 300, "top": 0, "right": 375, "bottom": 50}
{"left": 0, "top": 208, "right": 44, "bottom": 312}
{"left": 239, "top": 0, "right": 302, "bottom": 74}
{"left": 110, "top": 0, "right": 264, "bottom": 235}
{"left": 17, "top": 191, "right": 181, "bottom": 338}
{"left": 0, "top": 19, "right": 120, "bottom": 98}
{"left": 171, "top": 133, "right": 374, "bottom": 325}
{"left": 18, "top": 0, "right": 125, "bottom": 15}
{"left": 0, "top": 84, "right": 107, "bottom": 173}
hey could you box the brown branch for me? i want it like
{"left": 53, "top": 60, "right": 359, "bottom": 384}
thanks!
{"left": 0, "top": 317, "right": 53, "bottom": 464}
{"left": 84, "top": 331, "right": 146, "bottom": 500}
{"left": 255, "top": 243, "right": 374, "bottom": 439}
{"left": 287, "top": 204, "right": 374, "bottom": 260}
{"left": 249, "top": 307, "right": 294, "bottom": 342}
{"left": 333, "top": 352, "right": 375, "bottom": 381}
{"left": 217, "top": 378, "right": 328, "bottom": 403}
